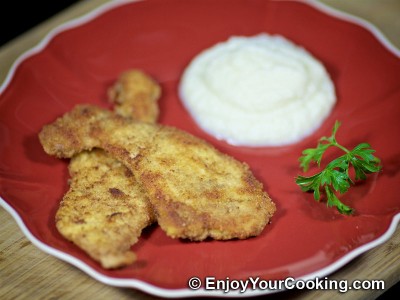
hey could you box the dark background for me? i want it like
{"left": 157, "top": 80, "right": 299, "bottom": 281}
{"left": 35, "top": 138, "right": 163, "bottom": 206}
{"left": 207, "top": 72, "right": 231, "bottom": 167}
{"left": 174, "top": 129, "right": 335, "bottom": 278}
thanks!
{"left": 0, "top": 1, "right": 79, "bottom": 46}
{"left": 0, "top": 1, "right": 398, "bottom": 299}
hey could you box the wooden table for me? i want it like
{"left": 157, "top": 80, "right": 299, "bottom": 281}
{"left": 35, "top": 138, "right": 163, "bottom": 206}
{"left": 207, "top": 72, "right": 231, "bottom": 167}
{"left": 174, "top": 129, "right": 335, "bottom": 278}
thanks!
{"left": 0, "top": 1, "right": 399, "bottom": 299}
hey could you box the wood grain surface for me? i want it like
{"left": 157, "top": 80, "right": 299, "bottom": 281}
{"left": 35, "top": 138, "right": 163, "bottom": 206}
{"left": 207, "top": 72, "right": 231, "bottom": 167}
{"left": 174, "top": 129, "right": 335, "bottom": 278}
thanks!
{"left": 1, "top": 1, "right": 399, "bottom": 299}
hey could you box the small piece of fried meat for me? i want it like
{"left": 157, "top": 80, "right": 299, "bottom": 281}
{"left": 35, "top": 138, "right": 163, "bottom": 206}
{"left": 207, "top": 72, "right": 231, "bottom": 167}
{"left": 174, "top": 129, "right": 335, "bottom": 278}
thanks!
{"left": 108, "top": 69, "right": 161, "bottom": 123}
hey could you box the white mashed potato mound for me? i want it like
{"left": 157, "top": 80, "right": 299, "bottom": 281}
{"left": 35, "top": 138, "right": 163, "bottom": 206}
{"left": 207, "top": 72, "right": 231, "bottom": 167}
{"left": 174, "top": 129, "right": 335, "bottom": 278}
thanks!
{"left": 179, "top": 34, "right": 336, "bottom": 146}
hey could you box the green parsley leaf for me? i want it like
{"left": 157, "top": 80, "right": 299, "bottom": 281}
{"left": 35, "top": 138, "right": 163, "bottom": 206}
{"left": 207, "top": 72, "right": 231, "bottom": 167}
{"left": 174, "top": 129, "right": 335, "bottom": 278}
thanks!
{"left": 295, "top": 121, "right": 382, "bottom": 215}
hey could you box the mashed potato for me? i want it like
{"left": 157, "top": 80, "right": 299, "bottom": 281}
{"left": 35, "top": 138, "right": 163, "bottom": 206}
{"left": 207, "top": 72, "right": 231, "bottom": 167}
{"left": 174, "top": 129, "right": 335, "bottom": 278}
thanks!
{"left": 179, "top": 34, "right": 336, "bottom": 146}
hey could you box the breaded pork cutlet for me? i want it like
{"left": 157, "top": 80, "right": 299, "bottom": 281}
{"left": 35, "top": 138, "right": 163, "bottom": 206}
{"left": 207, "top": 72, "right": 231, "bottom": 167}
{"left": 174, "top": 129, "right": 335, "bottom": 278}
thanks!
{"left": 39, "top": 105, "right": 276, "bottom": 241}
{"left": 55, "top": 70, "right": 159, "bottom": 268}
{"left": 57, "top": 149, "right": 154, "bottom": 268}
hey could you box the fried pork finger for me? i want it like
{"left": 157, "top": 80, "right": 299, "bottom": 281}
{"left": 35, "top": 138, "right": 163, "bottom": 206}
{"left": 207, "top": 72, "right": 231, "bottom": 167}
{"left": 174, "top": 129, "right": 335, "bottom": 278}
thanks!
{"left": 57, "top": 150, "right": 155, "bottom": 268}
{"left": 108, "top": 69, "right": 161, "bottom": 123}
{"left": 39, "top": 105, "right": 276, "bottom": 241}
{"left": 56, "top": 71, "right": 161, "bottom": 268}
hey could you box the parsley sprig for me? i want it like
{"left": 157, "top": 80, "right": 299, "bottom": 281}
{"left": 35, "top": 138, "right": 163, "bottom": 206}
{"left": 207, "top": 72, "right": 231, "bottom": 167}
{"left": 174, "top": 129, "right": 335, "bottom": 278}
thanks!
{"left": 295, "top": 121, "right": 382, "bottom": 215}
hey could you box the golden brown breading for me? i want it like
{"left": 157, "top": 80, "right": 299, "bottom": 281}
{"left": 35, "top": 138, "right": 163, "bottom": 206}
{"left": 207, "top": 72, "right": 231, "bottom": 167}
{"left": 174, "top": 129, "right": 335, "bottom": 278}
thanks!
{"left": 108, "top": 69, "right": 161, "bottom": 123}
{"left": 136, "top": 126, "right": 276, "bottom": 240}
{"left": 55, "top": 70, "right": 160, "bottom": 268}
{"left": 57, "top": 150, "right": 155, "bottom": 268}
{"left": 40, "top": 106, "right": 157, "bottom": 159}
{"left": 40, "top": 105, "right": 276, "bottom": 241}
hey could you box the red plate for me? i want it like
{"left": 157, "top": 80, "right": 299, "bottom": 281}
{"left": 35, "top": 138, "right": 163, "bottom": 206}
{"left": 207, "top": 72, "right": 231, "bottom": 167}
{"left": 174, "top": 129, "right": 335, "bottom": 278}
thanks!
{"left": 1, "top": 0, "right": 399, "bottom": 297}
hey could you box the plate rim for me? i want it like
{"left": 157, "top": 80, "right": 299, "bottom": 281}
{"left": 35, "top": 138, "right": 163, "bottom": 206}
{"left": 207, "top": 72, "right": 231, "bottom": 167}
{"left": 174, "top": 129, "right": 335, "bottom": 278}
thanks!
{"left": 0, "top": 0, "right": 399, "bottom": 297}
{"left": 1, "top": 199, "right": 399, "bottom": 298}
